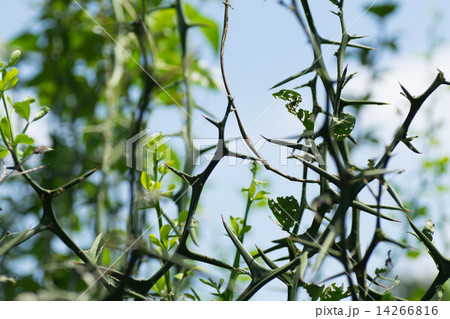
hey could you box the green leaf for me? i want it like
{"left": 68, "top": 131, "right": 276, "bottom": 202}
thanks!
{"left": 272, "top": 89, "right": 314, "bottom": 130}
{"left": 160, "top": 224, "right": 171, "bottom": 248}
{"left": 367, "top": 158, "right": 375, "bottom": 169}
{"left": 248, "top": 183, "right": 256, "bottom": 199}
{"left": 296, "top": 108, "right": 315, "bottom": 131}
{"left": 7, "top": 50, "right": 21, "bottom": 67}
{"left": 23, "top": 96, "right": 36, "bottom": 104}
{"left": 32, "top": 106, "right": 50, "bottom": 122}
{"left": 168, "top": 237, "right": 178, "bottom": 250}
{"left": 304, "top": 283, "right": 325, "bottom": 301}
{"left": 268, "top": 196, "right": 301, "bottom": 231}
{"left": 21, "top": 145, "right": 34, "bottom": 160}
{"left": 14, "top": 133, "right": 34, "bottom": 146}
{"left": 189, "top": 222, "right": 199, "bottom": 247}
{"left": 273, "top": 89, "right": 302, "bottom": 114}
{"left": 174, "top": 273, "right": 184, "bottom": 280}
{"left": 0, "top": 67, "right": 19, "bottom": 91}
{"left": 141, "top": 171, "right": 151, "bottom": 190}
{"left": 367, "top": 4, "right": 398, "bottom": 19}
{"left": 242, "top": 225, "right": 252, "bottom": 235}
{"left": 0, "top": 146, "right": 7, "bottom": 159}
{"left": 199, "top": 278, "right": 215, "bottom": 288}
{"left": 330, "top": 113, "right": 356, "bottom": 141}
{"left": 254, "top": 190, "right": 269, "bottom": 201}
{"left": 320, "top": 283, "right": 352, "bottom": 301}
{"left": 304, "top": 282, "right": 351, "bottom": 301}
{"left": 218, "top": 278, "right": 224, "bottom": 289}
{"left": 154, "top": 276, "right": 166, "bottom": 295}
{"left": 0, "top": 117, "right": 12, "bottom": 141}
{"left": 177, "top": 210, "right": 188, "bottom": 224}
{"left": 12, "top": 98, "right": 33, "bottom": 121}
{"left": 407, "top": 250, "right": 420, "bottom": 259}
{"left": 149, "top": 234, "right": 162, "bottom": 248}
{"left": 230, "top": 216, "right": 239, "bottom": 234}
{"left": 87, "top": 233, "right": 103, "bottom": 263}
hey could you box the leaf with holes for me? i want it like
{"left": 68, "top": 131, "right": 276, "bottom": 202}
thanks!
{"left": 297, "top": 108, "right": 315, "bottom": 131}
{"left": 304, "top": 283, "right": 325, "bottom": 301}
{"left": 273, "top": 89, "right": 302, "bottom": 114}
{"left": 330, "top": 113, "right": 355, "bottom": 141}
{"left": 268, "top": 196, "right": 301, "bottom": 231}
{"left": 320, "top": 283, "right": 352, "bottom": 301}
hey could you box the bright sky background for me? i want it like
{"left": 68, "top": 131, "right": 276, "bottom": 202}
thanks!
{"left": 1, "top": 0, "right": 450, "bottom": 300}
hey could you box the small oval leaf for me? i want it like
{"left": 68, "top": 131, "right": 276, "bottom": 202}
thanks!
{"left": 32, "top": 106, "right": 50, "bottom": 122}
{"left": 8, "top": 50, "right": 21, "bottom": 67}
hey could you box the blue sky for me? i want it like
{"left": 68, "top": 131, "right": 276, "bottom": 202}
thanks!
{"left": 1, "top": 0, "right": 450, "bottom": 300}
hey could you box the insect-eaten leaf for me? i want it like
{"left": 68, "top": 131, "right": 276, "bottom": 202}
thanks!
{"left": 304, "top": 283, "right": 324, "bottom": 301}
{"left": 329, "top": 113, "right": 355, "bottom": 141}
{"left": 268, "top": 196, "right": 301, "bottom": 231}
{"left": 304, "top": 282, "right": 351, "bottom": 301}
{"left": 273, "top": 89, "right": 314, "bottom": 131}
{"left": 297, "top": 109, "right": 315, "bottom": 131}
{"left": 273, "top": 89, "right": 302, "bottom": 113}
